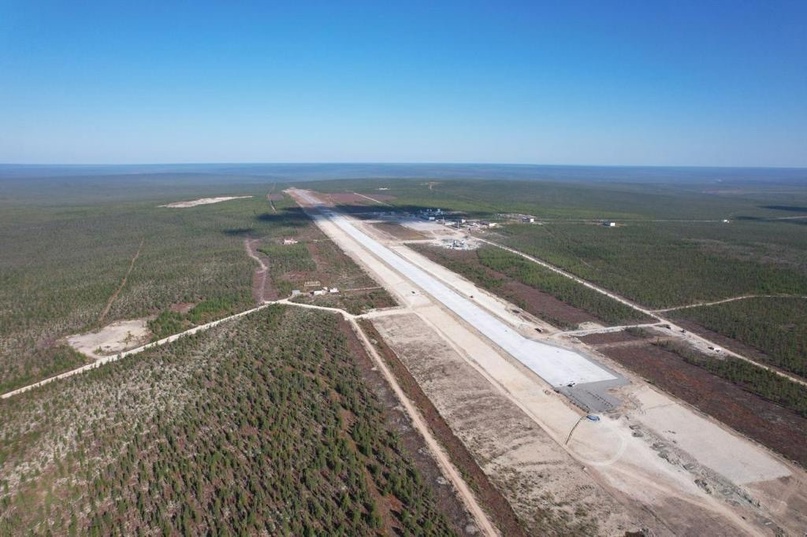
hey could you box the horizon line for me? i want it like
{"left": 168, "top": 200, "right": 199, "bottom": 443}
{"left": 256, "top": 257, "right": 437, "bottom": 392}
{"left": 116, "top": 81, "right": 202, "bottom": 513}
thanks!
{"left": 2, "top": 162, "right": 806, "bottom": 171}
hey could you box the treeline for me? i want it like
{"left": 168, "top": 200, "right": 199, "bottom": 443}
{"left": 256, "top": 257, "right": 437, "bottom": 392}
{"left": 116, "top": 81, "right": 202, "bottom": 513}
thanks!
{"left": 0, "top": 345, "right": 89, "bottom": 394}
{"left": 476, "top": 247, "right": 649, "bottom": 325}
{"left": 672, "top": 297, "right": 807, "bottom": 378}
{"left": 500, "top": 222, "right": 807, "bottom": 309}
{"left": 412, "top": 244, "right": 647, "bottom": 327}
{"left": 653, "top": 340, "right": 807, "bottom": 418}
{"left": 0, "top": 306, "right": 456, "bottom": 535}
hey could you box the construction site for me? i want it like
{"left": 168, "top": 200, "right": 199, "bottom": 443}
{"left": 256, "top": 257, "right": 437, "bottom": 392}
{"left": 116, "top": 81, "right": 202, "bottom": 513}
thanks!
{"left": 287, "top": 188, "right": 807, "bottom": 537}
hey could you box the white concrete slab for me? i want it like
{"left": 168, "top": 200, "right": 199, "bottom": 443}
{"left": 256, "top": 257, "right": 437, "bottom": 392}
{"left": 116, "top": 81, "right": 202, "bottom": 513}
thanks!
{"left": 323, "top": 210, "right": 616, "bottom": 386}
{"left": 633, "top": 387, "right": 791, "bottom": 484}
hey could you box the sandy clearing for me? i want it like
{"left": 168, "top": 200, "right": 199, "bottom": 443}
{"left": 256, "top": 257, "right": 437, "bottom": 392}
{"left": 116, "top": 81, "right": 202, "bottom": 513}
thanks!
{"left": 67, "top": 319, "right": 152, "bottom": 360}
{"left": 409, "top": 303, "right": 766, "bottom": 534}
{"left": 4, "top": 303, "right": 275, "bottom": 399}
{"left": 159, "top": 196, "right": 253, "bottom": 208}
{"left": 372, "top": 312, "right": 649, "bottom": 536}
{"left": 352, "top": 192, "right": 392, "bottom": 205}
{"left": 632, "top": 387, "right": 790, "bottom": 485}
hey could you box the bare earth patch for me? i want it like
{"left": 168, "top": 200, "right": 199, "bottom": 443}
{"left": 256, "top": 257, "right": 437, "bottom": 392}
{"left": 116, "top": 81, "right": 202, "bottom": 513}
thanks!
{"left": 159, "top": 196, "right": 253, "bottom": 208}
{"left": 327, "top": 192, "right": 395, "bottom": 205}
{"left": 67, "top": 319, "right": 152, "bottom": 359}
{"left": 371, "top": 313, "right": 646, "bottom": 536}
{"left": 371, "top": 221, "right": 427, "bottom": 240}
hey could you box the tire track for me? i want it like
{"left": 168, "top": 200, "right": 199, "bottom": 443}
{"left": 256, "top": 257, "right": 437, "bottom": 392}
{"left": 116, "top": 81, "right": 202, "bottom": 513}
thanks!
{"left": 98, "top": 238, "right": 144, "bottom": 324}
{"left": 245, "top": 238, "right": 269, "bottom": 304}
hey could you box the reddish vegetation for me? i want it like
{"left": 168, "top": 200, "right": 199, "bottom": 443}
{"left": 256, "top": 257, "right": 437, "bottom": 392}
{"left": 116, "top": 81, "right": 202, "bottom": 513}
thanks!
{"left": 579, "top": 330, "right": 646, "bottom": 346}
{"left": 359, "top": 319, "right": 530, "bottom": 537}
{"left": 500, "top": 279, "right": 598, "bottom": 326}
{"left": 671, "top": 318, "right": 802, "bottom": 380}
{"left": 423, "top": 248, "right": 601, "bottom": 328}
{"left": 169, "top": 302, "right": 196, "bottom": 314}
{"left": 339, "top": 318, "right": 479, "bottom": 535}
{"left": 371, "top": 222, "right": 426, "bottom": 240}
{"left": 598, "top": 343, "right": 807, "bottom": 467}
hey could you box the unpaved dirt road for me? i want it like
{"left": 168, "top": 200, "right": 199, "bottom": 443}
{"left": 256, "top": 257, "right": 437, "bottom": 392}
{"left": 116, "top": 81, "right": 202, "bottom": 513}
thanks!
{"left": 98, "top": 238, "right": 144, "bottom": 324}
{"left": 348, "top": 315, "right": 498, "bottom": 536}
{"left": 244, "top": 238, "right": 269, "bottom": 304}
{"left": 479, "top": 237, "right": 807, "bottom": 388}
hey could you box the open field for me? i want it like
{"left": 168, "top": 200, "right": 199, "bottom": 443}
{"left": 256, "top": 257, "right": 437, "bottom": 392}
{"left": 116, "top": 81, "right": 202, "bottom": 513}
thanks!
{"left": 0, "top": 306, "right": 462, "bottom": 535}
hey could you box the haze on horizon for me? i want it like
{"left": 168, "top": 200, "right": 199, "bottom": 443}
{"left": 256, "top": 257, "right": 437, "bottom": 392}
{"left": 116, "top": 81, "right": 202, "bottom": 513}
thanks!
{"left": 1, "top": 1, "right": 806, "bottom": 168}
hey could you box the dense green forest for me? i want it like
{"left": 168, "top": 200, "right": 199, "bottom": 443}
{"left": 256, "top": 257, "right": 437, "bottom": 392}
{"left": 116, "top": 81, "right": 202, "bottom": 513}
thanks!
{"left": 0, "top": 178, "right": 398, "bottom": 392}
{"left": 0, "top": 306, "right": 456, "bottom": 535}
{"left": 671, "top": 297, "right": 807, "bottom": 379}
{"left": 497, "top": 221, "right": 807, "bottom": 309}
{"left": 305, "top": 175, "right": 807, "bottom": 222}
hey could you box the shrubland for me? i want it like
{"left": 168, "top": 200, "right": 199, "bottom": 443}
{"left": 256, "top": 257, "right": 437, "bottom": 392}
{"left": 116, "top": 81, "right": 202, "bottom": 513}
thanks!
{"left": 0, "top": 306, "right": 455, "bottom": 535}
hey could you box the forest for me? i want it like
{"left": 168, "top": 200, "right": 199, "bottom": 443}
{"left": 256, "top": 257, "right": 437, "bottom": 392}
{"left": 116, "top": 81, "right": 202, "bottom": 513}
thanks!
{"left": 0, "top": 192, "right": 264, "bottom": 391}
{"left": 670, "top": 297, "right": 807, "bottom": 379}
{"left": 0, "top": 180, "right": 395, "bottom": 392}
{"left": 497, "top": 220, "right": 807, "bottom": 309}
{"left": 0, "top": 306, "right": 457, "bottom": 535}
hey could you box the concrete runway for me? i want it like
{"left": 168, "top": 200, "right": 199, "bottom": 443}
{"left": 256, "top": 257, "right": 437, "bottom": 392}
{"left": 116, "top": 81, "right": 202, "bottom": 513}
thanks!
{"left": 321, "top": 208, "right": 619, "bottom": 387}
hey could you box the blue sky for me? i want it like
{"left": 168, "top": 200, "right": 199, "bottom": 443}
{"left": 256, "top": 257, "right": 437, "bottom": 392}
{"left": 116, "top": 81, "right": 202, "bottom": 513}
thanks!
{"left": 1, "top": 1, "right": 806, "bottom": 166}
